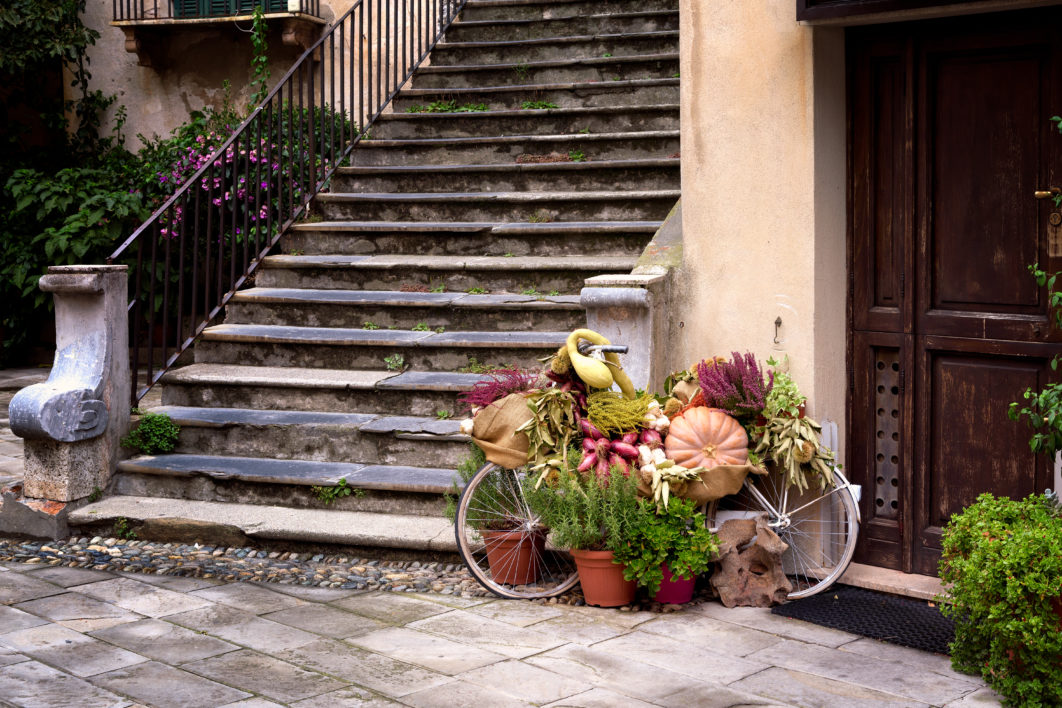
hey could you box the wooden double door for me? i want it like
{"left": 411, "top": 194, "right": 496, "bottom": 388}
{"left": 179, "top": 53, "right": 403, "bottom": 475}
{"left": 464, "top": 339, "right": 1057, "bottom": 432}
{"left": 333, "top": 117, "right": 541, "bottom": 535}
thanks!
{"left": 847, "top": 9, "right": 1062, "bottom": 575}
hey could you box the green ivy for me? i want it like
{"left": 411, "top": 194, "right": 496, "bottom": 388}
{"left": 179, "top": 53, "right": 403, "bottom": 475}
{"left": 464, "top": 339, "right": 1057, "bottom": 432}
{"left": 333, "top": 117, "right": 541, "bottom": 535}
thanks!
{"left": 612, "top": 497, "right": 719, "bottom": 595}
{"left": 939, "top": 493, "right": 1062, "bottom": 707}
{"left": 120, "top": 412, "right": 181, "bottom": 455}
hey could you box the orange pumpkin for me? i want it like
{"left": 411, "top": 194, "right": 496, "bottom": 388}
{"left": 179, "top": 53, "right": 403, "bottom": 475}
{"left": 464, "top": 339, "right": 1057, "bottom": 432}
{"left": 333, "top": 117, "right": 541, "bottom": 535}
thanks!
{"left": 665, "top": 407, "right": 748, "bottom": 469}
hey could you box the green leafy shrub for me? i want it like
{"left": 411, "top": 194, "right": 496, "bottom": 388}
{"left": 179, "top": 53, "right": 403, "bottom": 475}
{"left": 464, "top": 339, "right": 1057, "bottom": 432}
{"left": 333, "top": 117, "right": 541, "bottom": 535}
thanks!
{"left": 1009, "top": 263, "right": 1062, "bottom": 458}
{"left": 120, "top": 412, "right": 181, "bottom": 455}
{"left": 612, "top": 497, "right": 718, "bottom": 595}
{"left": 939, "top": 492, "right": 1062, "bottom": 707}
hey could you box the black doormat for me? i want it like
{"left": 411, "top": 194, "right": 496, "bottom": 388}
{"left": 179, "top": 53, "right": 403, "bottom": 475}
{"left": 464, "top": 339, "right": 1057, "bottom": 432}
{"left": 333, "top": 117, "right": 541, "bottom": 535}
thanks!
{"left": 770, "top": 585, "right": 954, "bottom": 655}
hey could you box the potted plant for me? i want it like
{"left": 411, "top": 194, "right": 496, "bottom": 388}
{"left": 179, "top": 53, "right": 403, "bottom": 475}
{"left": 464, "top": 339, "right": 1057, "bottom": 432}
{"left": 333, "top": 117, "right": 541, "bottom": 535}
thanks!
{"left": 612, "top": 496, "right": 719, "bottom": 604}
{"left": 939, "top": 491, "right": 1062, "bottom": 707}
{"left": 526, "top": 464, "right": 647, "bottom": 607}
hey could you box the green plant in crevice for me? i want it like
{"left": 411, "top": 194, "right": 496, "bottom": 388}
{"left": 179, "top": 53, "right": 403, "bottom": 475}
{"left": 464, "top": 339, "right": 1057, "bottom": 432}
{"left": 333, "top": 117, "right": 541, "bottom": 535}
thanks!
{"left": 87, "top": 486, "right": 103, "bottom": 503}
{"left": 521, "top": 287, "right": 540, "bottom": 297}
{"left": 120, "top": 412, "right": 180, "bottom": 455}
{"left": 459, "top": 357, "right": 490, "bottom": 374}
{"left": 513, "top": 63, "right": 531, "bottom": 81}
{"left": 548, "top": 290, "right": 560, "bottom": 297}
{"left": 247, "top": 6, "right": 271, "bottom": 110}
{"left": 521, "top": 100, "right": 559, "bottom": 110}
{"left": 528, "top": 211, "right": 551, "bottom": 224}
{"left": 311, "top": 478, "right": 364, "bottom": 505}
{"left": 405, "top": 100, "right": 489, "bottom": 114}
{"left": 362, "top": 321, "right": 380, "bottom": 330}
{"left": 412, "top": 322, "right": 431, "bottom": 332}
{"left": 578, "top": 127, "right": 590, "bottom": 135}
{"left": 436, "top": 409, "right": 452, "bottom": 420}
{"left": 568, "top": 149, "right": 586, "bottom": 163}
{"left": 434, "top": 326, "right": 445, "bottom": 334}
{"left": 384, "top": 353, "right": 405, "bottom": 371}
{"left": 466, "top": 286, "right": 488, "bottom": 294}
{"left": 114, "top": 517, "right": 138, "bottom": 540}
{"left": 1009, "top": 262, "right": 1062, "bottom": 458}
{"left": 429, "top": 283, "right": 446, "bottom": 293}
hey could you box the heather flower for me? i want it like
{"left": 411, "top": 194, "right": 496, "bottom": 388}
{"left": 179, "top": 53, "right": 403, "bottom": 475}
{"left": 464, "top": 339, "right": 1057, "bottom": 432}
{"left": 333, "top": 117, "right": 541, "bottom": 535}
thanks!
{"left": 458, "top": 368, "right": 539, "bottom": 413}
{"left": 696, "top": 351, "right": 773, "bottom": 420}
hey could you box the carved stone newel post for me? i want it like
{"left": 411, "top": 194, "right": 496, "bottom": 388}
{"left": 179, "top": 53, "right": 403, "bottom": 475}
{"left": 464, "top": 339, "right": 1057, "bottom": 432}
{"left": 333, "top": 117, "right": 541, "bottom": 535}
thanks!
{"left": 10, "top": 265, "right": 130, "bottom": 501}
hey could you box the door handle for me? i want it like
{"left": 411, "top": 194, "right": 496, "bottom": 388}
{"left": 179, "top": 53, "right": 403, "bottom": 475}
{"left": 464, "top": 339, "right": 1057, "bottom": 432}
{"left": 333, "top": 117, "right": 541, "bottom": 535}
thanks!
{"left": 1035, "top": 187, "right": 1061, "bottom": 199}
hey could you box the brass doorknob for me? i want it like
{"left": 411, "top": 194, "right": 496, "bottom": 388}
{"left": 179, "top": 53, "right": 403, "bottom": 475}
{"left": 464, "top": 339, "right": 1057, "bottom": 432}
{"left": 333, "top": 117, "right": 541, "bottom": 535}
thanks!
{"left": 1035, "top": 187, "right": 1061, "bottom": 199}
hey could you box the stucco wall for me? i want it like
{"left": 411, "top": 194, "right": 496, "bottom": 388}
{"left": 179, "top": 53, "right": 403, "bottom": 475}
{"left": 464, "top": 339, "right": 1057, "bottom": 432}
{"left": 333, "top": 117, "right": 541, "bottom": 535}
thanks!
{"left": 677, "top": 0, "right": 847, "bottom": 457}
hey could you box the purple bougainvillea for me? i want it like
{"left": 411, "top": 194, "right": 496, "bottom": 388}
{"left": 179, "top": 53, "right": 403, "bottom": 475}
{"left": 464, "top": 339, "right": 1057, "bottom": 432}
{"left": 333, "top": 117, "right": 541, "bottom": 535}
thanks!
{"left": 696, "top": 352, "right": 773, "bottom": 419}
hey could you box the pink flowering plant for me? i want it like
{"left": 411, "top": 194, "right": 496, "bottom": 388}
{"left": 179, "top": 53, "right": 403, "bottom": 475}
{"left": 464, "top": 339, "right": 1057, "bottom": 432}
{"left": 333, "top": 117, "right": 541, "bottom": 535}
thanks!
{"left": 696, "top": 351, "right": 774, "bottom": 421}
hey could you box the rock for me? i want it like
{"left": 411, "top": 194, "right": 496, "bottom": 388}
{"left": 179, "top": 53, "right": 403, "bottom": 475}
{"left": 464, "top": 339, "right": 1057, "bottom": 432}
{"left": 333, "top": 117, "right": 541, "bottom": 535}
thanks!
{"left": 710, "top": 514, "right": 792, "bottom": 608}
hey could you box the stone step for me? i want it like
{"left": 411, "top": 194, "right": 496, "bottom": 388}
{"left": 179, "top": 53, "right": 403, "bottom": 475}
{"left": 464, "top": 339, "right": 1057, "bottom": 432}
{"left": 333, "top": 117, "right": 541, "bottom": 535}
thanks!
{"left": 391, "top": 78, "right": 679, "bottom": 111}
{"left": 194, "top": 323, "right": 569, "bottom": 371}
{"left": 225, "top": 288, "right": 585, "bottom": 331}
{"left": 444, "top": 10, "right": 679, "bottom": 42}
{"left": 372, "top": 105, "right": 678, "bottom": 140}
{"left": 283, "top": 219, "right": 659, "bottom": 257}
{"left": 349, "top": 131, "right": 679, "bottom": 168}
{"left": 410, "top": 53, "right": 678, "bottom": 89}
{"left": 313, "top": 189, "right": 679, "bottom": 222}
{"left": 68, "top": 496, "right": 458, "bottom": 552}
{"left": 154, "top": 406, "right": 471, "bottom": 468}
{"left": 459, "top": 0, "right": 677, "bottom": 22}
{"left": 161, "top": 364, "right": 488, "bottom": 416}
{"left": 431, "top": 31, "right": 679, "bottom": 66}
{"left": 255, "top": 253, "right": 638, "bottom": 293}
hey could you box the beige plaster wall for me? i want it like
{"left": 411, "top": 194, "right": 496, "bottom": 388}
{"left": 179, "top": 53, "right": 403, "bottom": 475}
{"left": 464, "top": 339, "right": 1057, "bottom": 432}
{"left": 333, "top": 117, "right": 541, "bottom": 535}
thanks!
{"left": 677, "top": 0, "right": 847, "bottom": 458}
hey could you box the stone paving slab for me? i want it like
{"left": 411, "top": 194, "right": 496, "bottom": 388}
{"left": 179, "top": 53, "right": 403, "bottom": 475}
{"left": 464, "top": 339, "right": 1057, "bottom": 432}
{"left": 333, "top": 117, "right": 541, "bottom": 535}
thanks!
{"left": 455, "top": 658, "right": 592, "bottom": 703}
{"left": 189, "top": 581, "right": 306, "bottom": 614}
{"left": 345, "top": 626, "right": 506, "bottom": 674}
{"left": 91, "top": 660, "right": 252, "bottom": 708}
{"left": 728, "top": 666, "right": 927, "bottom": 708}
{"left": 1, "top": 623, "right": 146, "bottom": 677}
{"left": 406, "top": 608, "right": 567, "bottom": 658}
{"left": 15, "top": 591, "right": 142, "bottom": 633}
{"left": 263, "top": 603, "right": 389, "bottom": 639}
{"left": 183, "top": 649, "right": 348, "bottom": 703}
{"left": 74, "top": 577, "right": 213, "bottom": 618}
{"left": 0, "top": 660, "right": 133, "bottom": 708}
{"left": 88, "top": 618, "right": 238, "bottom": 664}
{"left": 167, "top": 604, "right": 320, "bottom": 653}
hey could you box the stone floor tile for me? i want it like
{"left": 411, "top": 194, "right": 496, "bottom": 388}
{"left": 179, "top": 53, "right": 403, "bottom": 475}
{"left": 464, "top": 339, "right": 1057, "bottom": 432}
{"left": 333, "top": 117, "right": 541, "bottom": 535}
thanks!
{"left": 0, "top": 644, "right": 29, "bottom": 667}
{"left": 637, "top": 612, "right": 779, "bottom": 656}
{"left": 262, "top": 603, "right": 387, "bottom": 639}
{"left": 524, "top": 642, "right": 701, "bottom": 702}
{"left": 745, "top": 638, "right": 979, "bottom": 705}
{"left": 278, "top": 638, "right": 450, "bottom": 698}
{"left": 839, "top": 636, "right": 961, "bottom": 678}
{"left": 15, "top": 592, "right": 142, "bottom": 633}
{"left": 692, "top": 603, "right": 859, "bottom": 648}
{"left": 943, "top": 687, "right": 1005, "bottom": 706}
{"left": 595, "top": 628, "right": 768, "bottom": 684}
{"left": 0, "top": 570, "right": 67, "bottom": 604}
{"left": 331, "top": 592, "right": 452, "bottom": 624}
{"left": 1, "top": 623, "right": 146, "bottom": 677}
{"left": 541, "top": 687, "right": 660, "bottom": 708}
{"left": 465, "top": 599, "right": 566, "bottom": 627}
{"left": 656, "top": 679, "right": 796, "bottom": 708}
{"left": 457, "top": 659, "right": 592, "bottom": 704}
{"left": 407, "top": 609, "right": 565, "bottom": 658}
{"left": 400, "top": 679, "right": 535, "bottom": 708}
{"left": 0, "top": 605, "right": 49, "bottom": 633}
{"left": 88, "top": 618, "right": 238, "bottom": 664}
{"left": 407, "top": 592, "right": 493, "bottom": 609}
{"left": 528, "top": 610, "right": 628, "bottom": 645}
{"left": 167, "top": 604, "right": 319, "bottom": 653}
{"left": 0, "top": 660, "right": 132, "bottom": 708}
{"left": 183, "top": 648, "right": 347, "bottom": 703}
{"left": 190, "top": 581, "right": 306, "bottom": 614}
{"left": 0, "top": 561, "right": 44, "bottom": 572}
{"left": 345, "top": 626, "right": 505, "bottom": 674}
{"left": 218, "top": 700, "right": 286, "bottom": 708}
{"left": 566, "top": 604, "right": 658, "bottom": 629}
{"left": 24, "top": 566, "right": 117, "bottom": 587}
{"left": 264, "top": 583, "right": 359, "bottom": 602}
{"left": 115, "top": 572, "right": 221, "bottom": 592}
{"left": 74, "top": 577, "right": 212, "bottom": 618}
{"left": 289, "top": 686, "right": 403, "bottom": 707}
{"left": 727, "top": 666, "right": 928, "bottom": 708}
{"left": 91, "top": 660, "right": 251, "bottom": 708}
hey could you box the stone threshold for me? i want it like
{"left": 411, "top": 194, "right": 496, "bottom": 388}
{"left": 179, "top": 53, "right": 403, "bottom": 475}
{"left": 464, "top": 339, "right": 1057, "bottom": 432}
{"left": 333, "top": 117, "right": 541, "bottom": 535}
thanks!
{"left": 837, "top": 562, "right": 944, "bottom": 602}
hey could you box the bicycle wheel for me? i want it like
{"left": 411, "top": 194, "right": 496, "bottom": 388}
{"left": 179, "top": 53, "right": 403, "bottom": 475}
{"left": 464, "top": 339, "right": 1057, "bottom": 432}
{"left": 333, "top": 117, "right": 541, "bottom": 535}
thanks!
{"left": 455, "top": 462, "right": 580, "bottom": 599}
{"left": 707, "top": 468, "right": 859, "bottom": 599}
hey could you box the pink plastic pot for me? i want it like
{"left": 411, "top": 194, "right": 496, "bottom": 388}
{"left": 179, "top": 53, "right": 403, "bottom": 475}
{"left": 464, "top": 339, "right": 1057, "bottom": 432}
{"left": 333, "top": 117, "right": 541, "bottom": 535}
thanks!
{"left": 653, "top": 564, "right": 696, "bottom": 604}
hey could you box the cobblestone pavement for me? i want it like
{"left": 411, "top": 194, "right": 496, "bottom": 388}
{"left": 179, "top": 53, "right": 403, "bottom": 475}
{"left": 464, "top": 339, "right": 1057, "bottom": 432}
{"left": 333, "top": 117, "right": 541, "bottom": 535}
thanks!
{"left": 0, "top": 554, "right": 1001, "bottom": 708}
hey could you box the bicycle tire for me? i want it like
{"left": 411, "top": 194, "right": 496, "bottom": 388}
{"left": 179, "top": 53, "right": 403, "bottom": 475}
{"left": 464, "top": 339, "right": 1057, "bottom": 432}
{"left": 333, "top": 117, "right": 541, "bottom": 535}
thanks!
{"left": 707, "top": 468, "right": 859, "bottom": 599}
{"left": 455, "top": 462, "right": 580, "bottom": 599}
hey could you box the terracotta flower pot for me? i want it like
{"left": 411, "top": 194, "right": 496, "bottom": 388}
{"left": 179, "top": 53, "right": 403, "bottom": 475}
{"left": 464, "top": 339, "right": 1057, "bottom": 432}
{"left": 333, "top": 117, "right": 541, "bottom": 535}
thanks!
{"left": 653, "top": 563, "right": 696, "bottom": 604}
{"left": 481, "top": 529, "right": 546, "bottom": 585}
{"left": 571, "top": 549, "right": 636, "bottom": 607}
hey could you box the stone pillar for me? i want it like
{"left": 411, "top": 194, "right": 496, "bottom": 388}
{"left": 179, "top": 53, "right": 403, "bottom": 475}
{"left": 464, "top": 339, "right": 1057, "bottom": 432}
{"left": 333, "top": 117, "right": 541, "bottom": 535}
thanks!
{"left": 9, "top": 266, "right": 130, "bottom": 502}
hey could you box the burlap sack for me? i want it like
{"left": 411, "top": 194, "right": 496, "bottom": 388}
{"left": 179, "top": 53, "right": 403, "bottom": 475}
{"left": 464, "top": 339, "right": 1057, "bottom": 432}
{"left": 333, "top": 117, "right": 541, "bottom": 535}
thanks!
{"left": 682, "top": 464, "right": 767, "bottom": 505}
{"left": 472, "top": 393, "right": 533, "bottom": 469}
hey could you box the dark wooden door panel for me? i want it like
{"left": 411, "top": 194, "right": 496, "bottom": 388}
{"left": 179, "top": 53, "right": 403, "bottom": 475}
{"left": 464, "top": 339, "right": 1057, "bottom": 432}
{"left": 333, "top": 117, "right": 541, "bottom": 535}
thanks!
{"left": 912, "top": 337, "right": 1052, "bottom": 574}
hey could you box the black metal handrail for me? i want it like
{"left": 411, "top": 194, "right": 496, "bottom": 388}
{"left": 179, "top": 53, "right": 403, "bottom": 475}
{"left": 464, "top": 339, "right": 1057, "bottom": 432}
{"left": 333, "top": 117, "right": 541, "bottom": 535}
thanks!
{"left": 109, "top": 0, "right": 468, "bottom": 403}
{"left": 114, "top": 1, "right": 322, "bottom": 22}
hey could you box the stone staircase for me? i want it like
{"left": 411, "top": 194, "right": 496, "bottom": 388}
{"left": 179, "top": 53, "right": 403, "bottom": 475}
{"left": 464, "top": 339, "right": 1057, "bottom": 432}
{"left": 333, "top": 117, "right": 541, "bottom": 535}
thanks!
{"left": 71, "top": 0, "right": 680, "bottom": 553}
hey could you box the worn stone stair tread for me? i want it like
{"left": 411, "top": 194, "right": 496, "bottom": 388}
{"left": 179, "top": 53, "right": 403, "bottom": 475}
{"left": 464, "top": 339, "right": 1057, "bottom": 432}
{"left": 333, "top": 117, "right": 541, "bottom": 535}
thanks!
{"left": 451, "top": 9, "right": 677, "bottom": 28}
{"left": 260, "top": 253, "right": 640, "bottom": 270}
{"left": 436, "top": 29, "right": 678, "bottom": 50}
{"left": 161, "top": 363, "right": 486, "bottom": 393}
{"left": 68, "top": 496, "right": 458, "bottom": 551}
{"left": 374, "top": 105, "right": 678, "bottom": 121}
{"left": 116, "top": 453, "right": 459, "bottom": 493}
{"left": 289, "top": 219, "right": 662, "bottom": 233}
{"left": 231, "top": 287, "right": 582, "bottom": 309}
{"left": 335, "top": 157, "right": 678, "bottom": 173}
{"left": 313, "top": 190, "right": 679, "bottom": 205}
{"left": 201, "top": 323, "right": 570, "bottom": 349}
{"left": 398, "top": 77, "right": 678, "bottom": 97}
{"left": 354, "top": 130, "right": 677, "bottom": 147}
{"left": 416, "top": 52, "right": 678, "bottom": 76}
